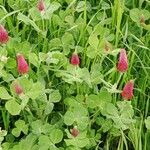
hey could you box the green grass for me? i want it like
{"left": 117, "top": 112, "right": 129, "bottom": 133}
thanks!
{"left": 0, "top": 0, "right": 150, "bottom": 149}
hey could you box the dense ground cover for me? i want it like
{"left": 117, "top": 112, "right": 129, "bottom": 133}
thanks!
{"left": 0, "top": 0, "right": 150, "bottom": 149}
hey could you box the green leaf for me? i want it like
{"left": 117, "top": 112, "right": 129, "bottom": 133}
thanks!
{"left": 20, "top": 94, "right": 29, "bottom": 110}
{"left": 0, "top": 87, "right": 12, "bottom": 100}
{"left": 29, "top": 53, "right": 39, "bottom": 67}
{"left": 5, "top": 100, "right": 21, "bottom": 115}
{"left": 27, "top": 82, "right": 45, "bottom": 100}
{"left": 0, "top": 7, "right": 6, "bottom": 20}
{"left": 49, "top": 38, "right": 62, "bottom": 49}
{"left": 18, "top": 77, "right": 32, "bottom": 93}
{"left": 15, "top": 120, "right": 25, "bottom": 129}
{"left": 141, "top": 9, "right": 150, "bottom": 20}
{"left": 65, "top": 138, "right": 90, "bottom": 148}
{"left": 49, "top": 145, "right": 59, "bottom": 150}
{"left": 31, "top": 120, "right": 43, "bottom": 136}
{"left": 0, "top": 128, "right": 7, "bottom": 137}
{"left": 98, "top": 89, "right": 112, "bottom": 102}
{"left": 88, "top": 33, "right": 99, "bottom": 50}
{"left": 15, "top": 41, "right": 31, "bottom": 56}
{"left": 64, "top": 111, "right": 74, "bottom": 126}
{"left": 130, "top": 8, "right": 140, "bottom": 23}
{"left": 11, "top": 133, "right": 38, "bottom": 150}
{"left": 106, "top": 103, "right": 118, "bottom": 116}
{"left": 90, "top": 64, "right": 103, "bottom": 84}
{"left": 3, "top": 73, "right": 15, "bottom": 82}
{"left": 86, "top": 94, "right": 100, "bottom": 108}
{"left": 117, "top": 101, "right": 134, "bottom": 119}
{"left": 29, "top": 7, "right": 41, "bottom": 21}
{"left": 62, "top": 32, "right": 75, "bottom": 46}
{"left": 65, "top": 15, "right": 74, "bottom": 25}
{"left": 95, "top": 89, "right": 112, "bottom": 112}
{"left": 49, "top": 90, "right": 61, "bottom": 103}
{"left": 64, "top": 97, "right": 80, "bottom": 107}
{"left": 100, "top": 119, "right": 113, "bottom": 132}
{"left": 7, "top": 0, "right": 27, "bottom": 10}
{"left": 130, "top": 8, "right": 150, "bottom": 23}
{"left": 12, "top": 128, "right": 20, "bottom": 137}
{"left": 46, "top": 52, "right": 60, "bottom": 64}
{"left": 49, "top": 129, "right": 63, "bottom": 144}
{"left": 39, "top": 52, "right": 47, "bottom": 62}
{"left": 38, "top": 135, "right": 51, "bottom": 146}
{"left": 86, "top": 46, "right": 97, "bottom": 59}
{"left": 6, "top": 58, "right": 17, "bottom": 69}
{"left": 101, "top": 1, "right": 111, "bottom": 9}
{"left": 52, "top": 14, "right": 64, "bottom": 27}
{"left": 103, "top": 101, "right": 135, "bottom": 130}
{"left": 109, "top": 48, "right": 121, "bottom": 56}
{"left": 17, "top": 13, "right": 46, "bottom": 36}
{"left": 60, "top": 66, "right": 83, "bottom": 84}
{"left": 64, "top": 104, "right": 89, "bottom": 130}
{"left": 76, "top": 1, "right": 91, "bottom": 12}
{"left": 44, "top": 102, "right": 54, "bottom": 115}
{"left": 42, "top": 123, "right": 53, "bottom": 135}
{"left": 110, "top": 127, "right": 121, "bottom": 137}
{"left": 105, "top": 104, "right": 127, "bottom": 130}
{"left": 14, "top": 120, "right": 28, "bottom": 135}
{"left": 145, "top": 117, "right": 150, "bottom": 130}
{"left": 79, "top": 68, "right": 92, "bottom": 88}
{"left": 42, "top": 2, "right": 61, "bottom": 20}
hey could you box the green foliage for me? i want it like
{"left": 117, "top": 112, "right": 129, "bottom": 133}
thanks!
{"left": 0, "top": 87, "right": 12, "bottom": 100}
{"left": 26, "top": 82, "right": 45, "bottom": 100}
{"left": 5, "top": 99, "right": 21, "bottom": 115}
{"left": 64, "top": 98, "right": 89, "bottom": 130}
{"left": 145, "top": 116, "right": 150, "bottom": 130}
{"left": 0, "top": 128, "right": 7, "bottom": 150}
{"left": 102, "top": 101, "right": 135, "bottom": 130}
{"left": 130, "top": 8, "right": 150, "bottom": 23}
{"left": 17, "top": 13, "right": 46, "bottom": 37}
{"left": 65, "top": 130, "right": 90, "bottom": 148}
{"left": 0, "top": 0, "right": 149, "bottom": 150}
{"left": 12, "top": 120, "right": 28, "bottom": 137}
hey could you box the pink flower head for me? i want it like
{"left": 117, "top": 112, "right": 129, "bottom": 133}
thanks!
{"left": 70, "top": 53, "right": 80, "bottom": 66}
{"left": 14, "top": 82, "right": 23, "bottom": 95}
{"left": 17, "top": 54, "right": 29, "bottom": 74}
{"left": 70, "top": 127, "right": 79, "bottom": 137}
{"left": 121, "top": 80, "right": 134, "bottom": 100}
{"left": 37, "top": 0, "right": 45, "bottom": 11}
{"left": 0, "top": 25, "right": 9, "bottom": 44}
{"left": 117, "top": 49, "right": 128, "bottom": 72}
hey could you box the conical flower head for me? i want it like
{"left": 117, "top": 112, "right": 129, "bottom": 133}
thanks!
{"left": 117, "top": 49, "right": 128, "bottom": 72}
{"left": 70, "top": 127, "right": 79, "bottom": 137}
{"left": 0, "top": 25, "right": 9, "bottom": 44}
{"left": 17, "top": 54, "right": 29, "bottom": 74}
{"left": 37, "top": 0, "right": 45, "bottom": 11}
{"left": 70, "top": 53, "right": 80, "bottom": 66}
{"left": 13, "top": 81, "right": 23, "bottom": 95}
{"left": 121, "top": 80, "right": 134, "bottom": 100}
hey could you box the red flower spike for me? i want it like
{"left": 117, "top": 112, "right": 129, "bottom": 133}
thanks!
{"left": 14, "top": 82, "right": 23, "bottom": 95}
{"left": 37, "top": 0, "right": 45, "bottom": 11}
{"left": 0, "top": 25, "right": 9, "bottom": 44}
{"left": 70, "top": 127, "right": 79, "bottom": 137}
{"left": 121, "top": 80, "right": 134, "bottom": 100}
{"left": 70, "top": 53, "right": 80, "bottom": 66}
{"left": 117, "top": 49, "right": 128, "bottom": 72}
{"left": 17, "top": 54, "right": 29, "bottom": 74}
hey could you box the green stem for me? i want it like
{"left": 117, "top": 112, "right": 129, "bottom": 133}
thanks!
{"left": 2, "top": 110, "right": 9, "bottom": 130}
